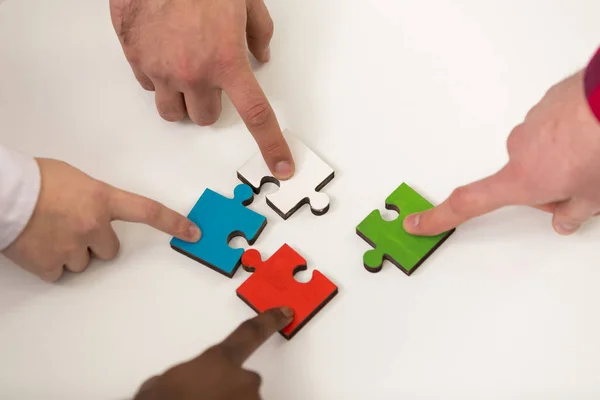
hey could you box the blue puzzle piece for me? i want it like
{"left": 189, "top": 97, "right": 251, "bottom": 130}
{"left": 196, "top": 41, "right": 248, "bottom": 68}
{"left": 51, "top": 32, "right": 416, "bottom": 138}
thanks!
{"left": 170, "top": 184, "right": 267, "bottom": 278}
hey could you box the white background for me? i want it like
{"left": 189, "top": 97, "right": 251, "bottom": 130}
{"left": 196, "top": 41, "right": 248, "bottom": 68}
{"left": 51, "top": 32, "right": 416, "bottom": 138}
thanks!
{"left": 1, "top": 0, "right": 600, "bottom": 399}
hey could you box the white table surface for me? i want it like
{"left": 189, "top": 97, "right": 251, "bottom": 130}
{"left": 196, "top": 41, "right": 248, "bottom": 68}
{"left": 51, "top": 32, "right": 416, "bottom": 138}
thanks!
{"left": 1, "top": 0, "right": 600, "bottom": 399}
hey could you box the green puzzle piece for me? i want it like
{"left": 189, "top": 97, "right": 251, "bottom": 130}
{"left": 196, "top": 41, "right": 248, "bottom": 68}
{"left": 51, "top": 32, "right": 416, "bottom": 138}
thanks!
{"left": 356, "top": 183, "right": 455, "bottom": 275}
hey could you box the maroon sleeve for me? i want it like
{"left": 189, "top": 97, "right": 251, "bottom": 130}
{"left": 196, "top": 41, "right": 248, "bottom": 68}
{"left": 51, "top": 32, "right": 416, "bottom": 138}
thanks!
{"left": 584, "top": 47, "right": 600, "bottom": 122}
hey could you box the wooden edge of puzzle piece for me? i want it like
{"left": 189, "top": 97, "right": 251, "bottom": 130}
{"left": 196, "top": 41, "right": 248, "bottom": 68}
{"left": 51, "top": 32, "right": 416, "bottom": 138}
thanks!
{"left": 355, "top": 183, "right": 456, "bottom": 276}
{"left": 355, "top": 226, "right": 455, "bottom": 276}
{"left": 235, "top": 286, "right": 338, "bottom": 340}
{"left": 266, "top": 170, "right": 335, "bottom": 220}
{"left": 170, "top": 185, "right": 268, "bottom": 279}
{"left": 236, "top": 245, "right": 339, "bottom": 340}
{"left": 170, "top": 222, "right": 268, "bottom": 278}
{"left": 236, "top": 130, "right": 335, "bottom": 220}
{"left": 237, "top": 170, "right": 335, "bottom": 220}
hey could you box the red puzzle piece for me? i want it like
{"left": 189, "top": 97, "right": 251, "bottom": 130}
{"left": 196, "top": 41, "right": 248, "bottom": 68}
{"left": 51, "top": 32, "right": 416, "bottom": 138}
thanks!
{"left": 237, "top": 244, "right": 338, "bottom": 340}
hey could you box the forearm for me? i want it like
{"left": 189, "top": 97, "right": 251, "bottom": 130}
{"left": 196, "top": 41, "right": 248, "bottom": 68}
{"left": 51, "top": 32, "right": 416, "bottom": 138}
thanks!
{"left": 584, "top": 46, "right": 600, "bottom": 122}
{"left": 0, "top": 145, "right": 40, "bottom": 251}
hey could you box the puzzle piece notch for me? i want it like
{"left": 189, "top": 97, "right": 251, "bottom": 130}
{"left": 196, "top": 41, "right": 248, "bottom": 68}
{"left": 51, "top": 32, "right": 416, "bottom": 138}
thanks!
{"left": 237, "top": 244, "right": 338, "bottom": 340}
{"left": 170, "top": 184, "right": 267, "bottom": 278}
{"left": 232, "top": 182, "right": 256, "bottom": 206}
{"left": 356, "top": 183, "right": 455, "bottom": 276}
{"left": 236, "top": 130, "right": 335, "bottom": 220}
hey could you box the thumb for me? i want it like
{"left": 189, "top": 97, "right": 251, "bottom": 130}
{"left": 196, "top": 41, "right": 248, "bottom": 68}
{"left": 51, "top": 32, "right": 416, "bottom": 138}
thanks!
{"left": 107, "top": 187, "right": 201, "bottom": 242}
{"left": 246, "top": 0, "right": 274, "bottom": 63}
{"left": 551, "top": 198, "right": 597, "bottom": 235}
{"left": 403, "top": 165, "right": 523, "bottom": 236}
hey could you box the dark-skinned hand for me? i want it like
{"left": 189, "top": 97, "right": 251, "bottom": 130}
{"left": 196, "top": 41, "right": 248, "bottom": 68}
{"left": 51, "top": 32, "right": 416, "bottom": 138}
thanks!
{"left": 133, "top": 307, "right": 294, "bottom": 400}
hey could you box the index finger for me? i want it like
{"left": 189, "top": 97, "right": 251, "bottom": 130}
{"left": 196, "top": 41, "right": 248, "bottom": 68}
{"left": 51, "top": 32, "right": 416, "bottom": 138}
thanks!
{"left": 107, "top": 186, "right": 201, "bottom": 243}
{"left": 217, "top": 307, "right": 294, "bottom": 365}
{"left": 221, "top": 62, "right": 294, "bottom": 180}
{"left": 403, "top": 164, "right": 527, "bottom": 236}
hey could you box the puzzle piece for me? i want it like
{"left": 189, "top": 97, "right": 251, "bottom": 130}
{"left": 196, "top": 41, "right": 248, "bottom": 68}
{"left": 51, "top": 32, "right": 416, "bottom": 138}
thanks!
{"left": 356, "top": 183, "right": 455, "bottom": 275}
{"left": 237, "top": 130, "right": 335, "bottom": 220}
{"left": 236, "top": 244, "right": 338, "bottom": 340}
{"left": 170, "top": 184, "right": 267, "bottom": 278}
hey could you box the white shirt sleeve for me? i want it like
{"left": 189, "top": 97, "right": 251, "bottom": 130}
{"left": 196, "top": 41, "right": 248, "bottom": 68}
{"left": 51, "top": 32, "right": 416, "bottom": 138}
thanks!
{"left": 0, "top": 145, "right": 41, "bottom": 251}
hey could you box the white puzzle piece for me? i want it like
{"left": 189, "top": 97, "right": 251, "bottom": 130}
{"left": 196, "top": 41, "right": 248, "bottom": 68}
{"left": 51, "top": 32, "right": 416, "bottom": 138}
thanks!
{"left": 236, "top": 130, "right": 335, "bottom": 220}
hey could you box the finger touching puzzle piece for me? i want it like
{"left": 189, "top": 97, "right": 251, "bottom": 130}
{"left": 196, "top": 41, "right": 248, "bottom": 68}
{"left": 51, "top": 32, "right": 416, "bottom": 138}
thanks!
{"left": 356, "top": 183, "right": 455, "bottom": 275}
{"left": 170, "top": 184, "right": 267, "bottom": 278}
{"left": 236, "top": 244, "right": 338, "bottom": 340}
{"left": 237, "top": 130, "right": 335, "bottom": 220}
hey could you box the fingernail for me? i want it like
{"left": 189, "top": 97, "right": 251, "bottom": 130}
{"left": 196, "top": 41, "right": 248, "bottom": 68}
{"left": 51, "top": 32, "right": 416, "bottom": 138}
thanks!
{"left": 556, "top": 222, "right": 579, "bottom": 234}
{"left": 189, "top": 224, "right": 201, "bottom": 241}
{"left": 280, "top": 306, "right": 294, "bottom": 319}
{"left": 274, "top": 161, "right": 293, "bottom": 179}
{"left": 263, "top": 47, "right": 271, "bottom": 62}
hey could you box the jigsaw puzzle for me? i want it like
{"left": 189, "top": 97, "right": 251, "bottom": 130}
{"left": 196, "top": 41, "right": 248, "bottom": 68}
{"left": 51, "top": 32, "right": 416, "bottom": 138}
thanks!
{"left": 237, "top": 130, "right": 335, "bottom": 220}
{"left": 170, "top": 184, "right": 267, "bottom": 278}
{"left": 356, "top": 183, "right": 455, "bottom": 275}
{"left": 236, "top": 244, "right": 338, "bottom": 340}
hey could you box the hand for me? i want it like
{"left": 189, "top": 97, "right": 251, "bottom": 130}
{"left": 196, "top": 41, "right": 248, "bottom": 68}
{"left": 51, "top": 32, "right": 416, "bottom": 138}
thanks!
{"left": 2, "top": 158, "right": 200, "bottom": 282}
{"left": 133, "top": 307, "right": 294, "bottom": 400}
{"left": 404, "top": 70, "right": 600, "bottom": 236}
{"left": 109, "top": 0, "right": 294, "bottom": 179}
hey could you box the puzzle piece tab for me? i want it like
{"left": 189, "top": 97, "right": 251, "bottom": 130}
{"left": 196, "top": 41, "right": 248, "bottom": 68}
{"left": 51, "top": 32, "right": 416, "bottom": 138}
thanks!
{"left": 236, "top": 244, "right": 338, "bottom": 339}
{"left": 170, "top": 184, "right": 267, "bottom": 278}
{"left": 237, "top": 130, "right": 335, "bottom": 220}
{"left": 356, "top": 183, "right": 454, "bottom": 275}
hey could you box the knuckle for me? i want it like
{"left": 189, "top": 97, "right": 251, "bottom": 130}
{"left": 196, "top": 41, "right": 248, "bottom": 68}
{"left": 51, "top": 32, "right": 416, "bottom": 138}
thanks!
{"left": 545, "top": 82, "right": 560, "bottom": 98}
{"left": 157, "top": 102, "right": 185, "bottom": 122}
{"left": 173, "top": 57, "right": 202, "bottom": 86}
{"left": 40, "top": 268, "right": 63, "bottom": 283}
{"left": 91, "top": 181, "right": 110, "bottom": 203}
{"left": 98, "top": 239, "right": 121, "bottom": 261}
{"left": 190, "top": 105, "right": 221, "bottom": 127}
{"left": 68, "top": 261, "right": 89, "bottom": 274}
{"left": 238, "top": 317, "right": 267, "bottom": 341}
{"left": 447, "top": 186, "right": 472, "bottom": 218}
{"left": 61, "top": 242, "right": 79, "bottom": 257}
{"left": 77, "top": 217, "right": 102, "bottom": 235}
{"left": 138, "top": 77, "right": 155, "bottom": 92}
{"left": 144, "top": 65, "right": 166, "bottom": 82}
{"left": 215, "top": 55, "right": 245, "bottom": 79}
{"left": 244, "top": 371, "right": 262, "bottom": 388}
{"left": 124, "top": 53, "right": 141, "bottom": 67}
{"left": 37, "top": 258, "right": 64, "bottom": 282}
{"left": 524, "top": 102, "right": 541, "bottom": 121}
{"left": 554, "top": 180, "right": 574, "bottom": 199}
{"left": 160, "top": 364, "right": 188, "bottom": 386}
{"left": 251, "top": 21, "right": 274, "bottom": 42}
{"left": 538, "top": 118, "right": 560, "bottom": 139}
{"left": 203, "top": 345, "right": 227, "bottom": 361}
{"left": 244, "top": 101, "right": 272, "bottom": 129}
{"left": 507, "top": 162, "right": 528, "bottom": 185}
{"left": 506, "top": 124, "right": 525, "bottom": 154}
{"left": 108, "top": 238, "right": 121, "bottom": 259}
{"left": 262, "top": 139, "right": 283, "bottom": 156}
{"left": 142, "top": 200, "right": 163, "bottom": 222}
{"left": 137, "top": 375, "right": 161, "bottom": 394}
{"left": 172, "top": 216, "right": 191, "bottom": 237}
{"left": 193, "top": 115, "right": 219, "bottom": 127}
{"left": 265, "top": 20, "right": 274, "bottom": 41}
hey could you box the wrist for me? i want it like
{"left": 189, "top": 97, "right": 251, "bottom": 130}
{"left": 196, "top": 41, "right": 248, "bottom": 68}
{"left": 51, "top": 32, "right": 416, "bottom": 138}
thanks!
{"left": 584, "top": 46, "right": 600, "bottom": 122}
{"left": 0, "top": 148, "right": 41, "bottom": 251}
